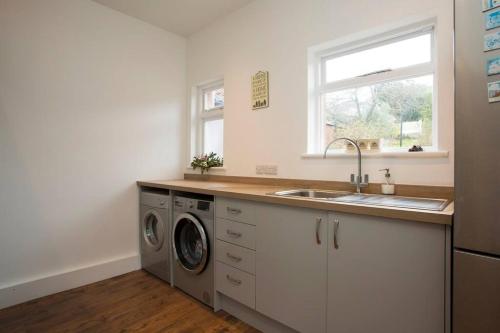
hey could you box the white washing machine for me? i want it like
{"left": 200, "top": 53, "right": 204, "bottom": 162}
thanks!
{"left": 172, "top": 194, "right": 214, "bottom": 307}
{"left": 140, "top": 190, "right": 170, "bottom": 282}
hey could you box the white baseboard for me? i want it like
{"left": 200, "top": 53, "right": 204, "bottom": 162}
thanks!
{"left": 0, "top": 254, "right": 140, "bottom": 310}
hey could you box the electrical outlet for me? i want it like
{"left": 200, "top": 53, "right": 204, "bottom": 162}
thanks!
{"left": 256, "top": 165, "right": 267, "bottom": 175}
{"left": 256, "top": 165, "right": 278, "bottom": 175}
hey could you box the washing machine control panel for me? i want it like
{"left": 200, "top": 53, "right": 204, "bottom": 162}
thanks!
{"left": 174, "top": 196, "right": 213, "bottom": 218}
{"left": 197, "top": 201, "right": 210, "bottom": 211}
{"left": 141, "top": 191, "right": 170, "bottom": 209}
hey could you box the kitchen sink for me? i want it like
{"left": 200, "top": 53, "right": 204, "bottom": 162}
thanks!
{"left": 269, "top": 189, "right": 449, "bottom": 211}
{"left": 271, "top": 189, "right": 352, "bottom": 200}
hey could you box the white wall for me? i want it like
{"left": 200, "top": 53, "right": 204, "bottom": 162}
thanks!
{"left": 187, "top": 0, "right": 454, "bottom": 186}
{"left": 0, "top": 0, "right": 185, "bottom": 306}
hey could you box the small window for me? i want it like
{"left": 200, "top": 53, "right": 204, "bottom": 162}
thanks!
{"left": 196, "top": 81, "right": 224, "bottom": 158}
{"left": 310, "top": 25, "right": 436, "bottom": 153}
{"left": 324, "top": 34, "right": 432, "bottom": 83}
{"left": 203, "top": 87, "right": 224, "bottom": 111}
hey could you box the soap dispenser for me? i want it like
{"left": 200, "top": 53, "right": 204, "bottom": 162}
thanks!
{"left": 379, "top": 168, "right": 395, "bottom": 195}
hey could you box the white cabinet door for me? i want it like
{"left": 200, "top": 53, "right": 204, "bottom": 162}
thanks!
{"left": 255, "top": 204, "right": 327, "bottom": 333}
{"left": 327, "top": 212, "right": 445, "bottom": 333}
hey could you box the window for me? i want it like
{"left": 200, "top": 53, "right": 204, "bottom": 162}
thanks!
{"left": 197, "top": 81, "right": 224, "bottom": 158}
{"left": 310, "top": 25, "right": 436, "bottom": 153}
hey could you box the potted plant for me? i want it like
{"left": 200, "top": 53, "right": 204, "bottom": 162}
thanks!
{"left": 190, "top": 152, "right": 223, "bottom": 174}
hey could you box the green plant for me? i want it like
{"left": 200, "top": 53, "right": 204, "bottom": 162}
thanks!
{"left": 190, "top": 152, "right": 223, "bottom": 174}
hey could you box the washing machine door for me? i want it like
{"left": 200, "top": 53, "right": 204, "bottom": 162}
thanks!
{"left": 142, "top": 210, "right": 165, "bottom": 251}
{"left": 173, "top": 213, "right": 208, "bottom": 275}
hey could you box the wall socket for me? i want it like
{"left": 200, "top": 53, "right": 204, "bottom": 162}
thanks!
{"left": 256, "top": 165, "right": 278, "bottom": 175}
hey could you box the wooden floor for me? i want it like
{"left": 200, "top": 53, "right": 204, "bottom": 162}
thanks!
{"left": 0, "top": 270, "right": 260, "bottom": 333}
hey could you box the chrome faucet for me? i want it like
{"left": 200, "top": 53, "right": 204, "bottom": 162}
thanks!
{"left": 323, "top": 137, "right": 369, "bottom": 193}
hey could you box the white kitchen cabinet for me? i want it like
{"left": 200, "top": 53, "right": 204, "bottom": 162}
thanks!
{"left": 255, "top": 204, "right": 328, "bottom": 333}
{"left": 327, "top": 212, "right": 445, "bottom": 333}
{"left": 214, "top": 197, "right": 447, "bottom": 333}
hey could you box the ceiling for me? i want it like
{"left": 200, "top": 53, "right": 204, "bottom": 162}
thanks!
{"left": 92, "top": 0, "right": 254, "bottom": 37}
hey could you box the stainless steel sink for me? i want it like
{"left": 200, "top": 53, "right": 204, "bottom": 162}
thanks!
{"left": 271, "top": 189, "right": 351, "bottom": 200}
{"left": 269, "top": 189, "right": 449, "bottom": 211}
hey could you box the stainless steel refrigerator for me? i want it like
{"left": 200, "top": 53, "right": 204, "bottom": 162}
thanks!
{"left": 454, "top": 1, "right": 500, "bottom": 332}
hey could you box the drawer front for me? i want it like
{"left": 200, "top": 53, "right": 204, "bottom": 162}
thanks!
{"left": 216, "top": 262, "right": 255, "bottom": 309}
{"left": 216, "top": 218, "right": 256, "bottom": 250}
{"left": 216, "top": 240, "right": 255, "bottom": 274}
{"left": 216, "top": 198, "right": 255, "bottom": 225}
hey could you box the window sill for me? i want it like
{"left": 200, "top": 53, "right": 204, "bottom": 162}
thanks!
{"left": 302, "top": 150, "right": 449, "bottom": 159}
{"left": 185, "top": 166, "right": 226, "bottom": 172}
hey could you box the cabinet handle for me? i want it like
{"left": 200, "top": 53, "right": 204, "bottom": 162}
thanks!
{"left": 316, "top": 218, "right": 322, "bottom": 245}
{"left": 227, "top": 207, "right": 242, "bottom": 215}
{"left": 333, "top": 219, "right": 340, "bottom": 249}
{"left": 226, "top": 229, "right": 242, "bottom": 238}
{"left": 226, "top": 274, "right": 242, "bottom": 285}
{"left": 226, "top": 252, "right": 242, "bottom": 262}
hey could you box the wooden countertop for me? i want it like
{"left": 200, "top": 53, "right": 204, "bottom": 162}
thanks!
{"left": 137, "top": 179, "right": 453, "bottom": 225}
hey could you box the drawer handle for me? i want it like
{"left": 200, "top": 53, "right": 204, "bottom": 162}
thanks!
{"left": 316, "top": 217, "right": 322, "bottom": 245}
{"left": 226, "top": 229, "right": 242, "bottom": 238}
{"left": 227, "top": 207, "right": 242, "bottom": 215}
{"left": 226, "top": 274, "right": 242, "bottom": 285}
{"left": 333, "top": 219, "right": 340, "bottom": 250}
{"left": 226, "top": 252, "right": 242, "bottom": 262}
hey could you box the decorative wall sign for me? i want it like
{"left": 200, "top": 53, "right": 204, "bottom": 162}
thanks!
{"left": 485, "top": 8, "right": 500, "bottom": 29}
{"left": 251, "top": 71, "right": 269, "bottom": 110}
{"left": 487, "top": 56, "right": 500, "bottom": 75}
{"left": 483, "top": 0, "right": 500, "bottom": 12}
{"left": 488, "top": 80, "right": 500, "bottom": 103}
{"left": 484, "top": 31, "right": 500, "bottom": 51}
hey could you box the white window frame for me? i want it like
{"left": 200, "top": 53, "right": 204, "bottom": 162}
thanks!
{"left": 308, "top": 22, "right": 437, "bottom": 154}
{"left": 195, "top": 80, "right": 224, "bottom": 157}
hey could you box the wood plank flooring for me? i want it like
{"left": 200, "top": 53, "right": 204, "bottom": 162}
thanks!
{"left": 0, "top": 270, "right": 260, "bottom": 333}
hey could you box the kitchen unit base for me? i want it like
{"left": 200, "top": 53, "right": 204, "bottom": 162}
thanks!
{"left": 217, "top": 293, "right": 297, "bottom": 333}
{"left": 139, "top": 183, "right": 451, "bottom": 333}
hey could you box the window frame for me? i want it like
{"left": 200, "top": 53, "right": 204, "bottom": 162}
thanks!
{"left": 309, "top": 23, "right": 437, "bottom": 154}
{"left": 196, "top": 80, "right": 224, "bottom": 158}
